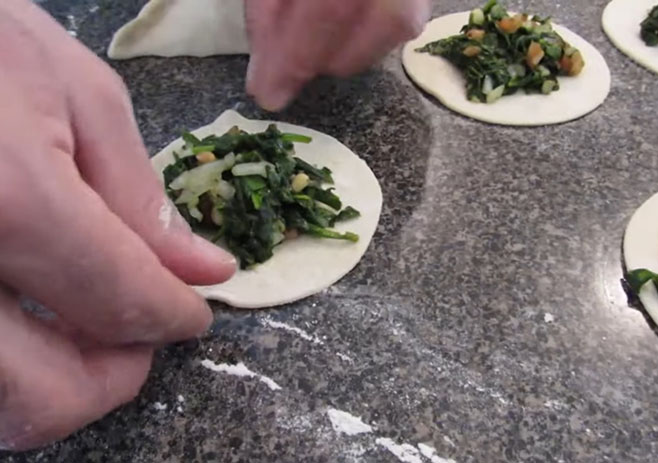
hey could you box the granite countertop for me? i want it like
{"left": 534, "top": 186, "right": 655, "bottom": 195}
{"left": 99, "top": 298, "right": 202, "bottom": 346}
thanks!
{"left": 4, "top": 0, "right": 658, "bottom": 462}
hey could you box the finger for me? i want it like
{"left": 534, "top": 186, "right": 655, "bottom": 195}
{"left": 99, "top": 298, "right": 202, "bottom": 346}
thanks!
{"left": 0, "top": 142, "right": 212, "bottom": 344}
{"left": 245, "top": 0, "right": 366, "bottom": 111}
{"left": 327, "top": 0, "right": 431, "bottom": 76}
{"left": 63, "top": 43, "right": 236, "bottom": 286}
{"left": 0, "top": 289, "right": 153, "bottom": 451}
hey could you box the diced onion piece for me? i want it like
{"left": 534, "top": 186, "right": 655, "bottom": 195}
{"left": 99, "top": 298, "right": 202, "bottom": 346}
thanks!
{"left": 188, "top": 206, "right": 203, "bottom": 222}
{"left": 470, "top": 8, "right": 485, "bottom": 26}
{"left": 537, "top": 65, "right": 551, "bottom": 77}
{"left": 271, "top": 231, "right": 285, "bottom": 246}
{"left": 507, "top": 64, "right": 526, "bottom": 78}
{"left": 169, "top": 153, "right": 236, "bottom": 192}
{"left": 231, "top": 161, "right": 273, "bottom": 177}
{"left": 211, "top": 207, "right": 224, "bottom": 226}
{"left": 486, "top": 85, "right": 505, "bottom": 104}
{"left": 482, "top": 75, "right": 494, "bottom": 95}
{"left": 215, "top": 180, "right": 236, "bottom": 200}
{"left": 541, "top": 80, "right": 557, "bottom": 94}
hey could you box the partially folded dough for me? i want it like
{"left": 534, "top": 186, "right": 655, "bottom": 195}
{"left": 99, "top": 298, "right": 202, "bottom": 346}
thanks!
{"left": 108, "top": 0, "right": 249, "bottom": 59}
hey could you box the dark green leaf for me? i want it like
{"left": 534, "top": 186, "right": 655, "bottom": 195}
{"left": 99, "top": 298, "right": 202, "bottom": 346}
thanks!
{"left": 626, "top": 269, "right": 658, "bottom": 294}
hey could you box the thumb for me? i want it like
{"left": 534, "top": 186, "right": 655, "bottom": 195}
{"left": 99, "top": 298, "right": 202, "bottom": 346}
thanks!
{"left": 66, "top": 54, "right": 236, "bottom": 285}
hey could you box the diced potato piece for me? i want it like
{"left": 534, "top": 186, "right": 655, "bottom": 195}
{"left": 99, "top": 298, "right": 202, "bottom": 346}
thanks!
{"left": 291, "top": 173, "right": 310, "bottom": 193}
{"left": 526, "top": 41, "right": 545, "bottom": 69}
{"left": 195, "top": 151, "right": 216, "bottom": 164}
{"left": 559, "top": 50, "right": 584, "bottom": 76}
{"left": 498, "top": 14, "right": 524, "bottom": 34}
{"left": 466, "top": 28, "right": 486, "bottom": 41}
{"left": 463, "top": 45, "right": 481, "bottom": 57}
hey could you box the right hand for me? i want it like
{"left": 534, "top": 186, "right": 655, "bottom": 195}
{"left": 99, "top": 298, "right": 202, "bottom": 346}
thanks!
{"left": 0, "top": 0, "right": 236, "bottom": 450}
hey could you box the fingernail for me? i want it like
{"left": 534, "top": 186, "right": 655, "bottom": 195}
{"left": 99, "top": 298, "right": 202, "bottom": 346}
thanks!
{"left": 193, "top": 235, "right": 237, "bottom": 271}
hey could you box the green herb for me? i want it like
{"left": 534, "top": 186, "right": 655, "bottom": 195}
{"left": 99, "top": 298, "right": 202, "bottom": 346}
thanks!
{"left": 164, "top": 124, "right": 360, "bottom": 269}
{"left": 416, "top": 0, "right": 585, "bottom": 103}
{"left": 641, "top": 5, "right": 658, "bottom": 46}
{"left": 626, "top": 268, "right": 658, "bottom": 294}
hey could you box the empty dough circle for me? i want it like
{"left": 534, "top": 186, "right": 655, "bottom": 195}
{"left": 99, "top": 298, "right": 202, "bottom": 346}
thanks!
{"left": 603, "top": 0, "right": 658, "bottom": 74}
{"left": 151, "top": 111, "right": 383, "bottom": 309}
{"left": 623, "top": 192, "right": 658, "bottom": 325}
{"left": 402, "top": 12, "right": 611, "bottom": 126}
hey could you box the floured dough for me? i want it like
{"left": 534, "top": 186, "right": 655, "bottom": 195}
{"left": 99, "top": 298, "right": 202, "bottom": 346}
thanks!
{"left": 402, "top": 12, "right": 611, "bottom": 126}
{"left": 151, "top": 110, "right": 383, "bottom": 309}
{"left": 108, "top": 0, "right": 248, "bottom": 59}
{"left": 603, "top": 0, "right": 658, "bottom": 74}
{"left": 623, "top": 192, "right": 658, "bottom": 325}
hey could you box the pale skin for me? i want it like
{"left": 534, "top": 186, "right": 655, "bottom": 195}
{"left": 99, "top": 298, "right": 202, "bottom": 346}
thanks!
{"left": 0, "top": 0, "right": 429, "bottom": 451}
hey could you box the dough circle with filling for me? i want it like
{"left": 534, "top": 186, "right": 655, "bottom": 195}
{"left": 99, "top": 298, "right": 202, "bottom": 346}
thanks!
{"left": 623, "top": 192, "right": 658, "bottom": 325}
{"left": 402, "top": 12, "right": 611, "bottom": 126}
{"left": 602, "top": 0, "right": 658, "bottom": 74}
{"left": 151, "top": 110, "right": 383, "bottom": 309}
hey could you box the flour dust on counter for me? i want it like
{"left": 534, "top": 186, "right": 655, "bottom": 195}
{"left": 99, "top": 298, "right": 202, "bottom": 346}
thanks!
{"left": 152, "top": 110, "right": 383, "bottom": 309}
{"left": 603, "top": 0, "right": 658, "bottom": 74}
{"left": 402, "top": 2, "right": 611, "bottom": 125}
{"left": 107, "top": 0, "right": 248, "bottom": 59}
{"left": 200, "top": 358, "right": 282, "bottom": 391}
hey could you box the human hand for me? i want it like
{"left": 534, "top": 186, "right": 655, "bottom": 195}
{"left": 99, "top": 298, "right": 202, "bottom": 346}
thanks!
{"left": 0, "top": 0, "right": 235, "bottom": 450}
{"left": 245, "top": 0, "right": 431, "bottom": 111}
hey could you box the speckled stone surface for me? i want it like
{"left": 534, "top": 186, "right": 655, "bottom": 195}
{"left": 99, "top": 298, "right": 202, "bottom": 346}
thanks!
{"left": 3, "top": 0, "right": 658, "bottom": 462}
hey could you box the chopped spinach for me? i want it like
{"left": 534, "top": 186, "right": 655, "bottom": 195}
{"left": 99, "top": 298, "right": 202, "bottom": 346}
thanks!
{"left": 416, "top": 0, "right": 585, "bottom": 103}
{"left": 163, "top": 124, "right": 361, "bottom": 269}
{"left": 641, "top": 5, "right": 658, "bottom": 46}
{"left": 626, "top": 268, "right": 658, "bottom": 295}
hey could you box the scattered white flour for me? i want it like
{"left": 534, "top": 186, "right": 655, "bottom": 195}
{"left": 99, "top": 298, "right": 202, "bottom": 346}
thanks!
{"left": 200, "top": 359, "right": 282, "bottom": 391}
{"left": 544, "top": 313, "right": 555, "bottom": 323}
{"left": 418, "top": 443, "right": 457, "bottom": 463}
{"left": 327, "top": 408, "right": 373, "bottom": 436}
{"left": 544, "top": 400, "right": 566, "bottom": 410}
{"left": 336, "top": 352, "right": 354, "bottom": 363}
{"left": 153, "top": 402, "right": 168, "bottom": 411}
{"left": 177, "top": 395, "right": 185, "bottom": 403}
{"left": 158, "top": 199, "right": 174, "bottom": 230}
{"left": 262, "top": 318, "right": 324, "bottom": 345}
{"left": 376, "top": 438, "right": 423, "bottom": 463}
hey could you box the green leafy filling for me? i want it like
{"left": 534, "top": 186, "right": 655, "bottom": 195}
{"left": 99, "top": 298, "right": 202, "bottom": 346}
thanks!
{"left": 163, "top": 124, "right": 360, "bottom": 269}
{"left": 641, "top": 5, "right": 658, "bottom": 46}
{"left": 416, "top": 0, "right": 585, "bottom": 103}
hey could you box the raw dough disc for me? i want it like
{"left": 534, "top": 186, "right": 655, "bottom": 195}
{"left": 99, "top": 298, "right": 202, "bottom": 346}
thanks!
{"left": 108, "top": 0, "right": 248, "bottom": 59}
{"left": 623, "top": 192, "right": 658, "bottom": 324}
{"left": 402, "top": 12, "right": 611, "bottom": 126}
{"left": 151, "top": 110, "right": 383, "bottom": 309}
{"left": 603, "top": 0, "right": 658, "bottom": 74}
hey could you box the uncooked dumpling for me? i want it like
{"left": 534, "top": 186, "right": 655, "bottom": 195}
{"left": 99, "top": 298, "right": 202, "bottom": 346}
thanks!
{"left": 402, "top": 12, "right": 611, "bottom": 126}
{"left": 108, "top": 0, "right": 248, "bottom": 59}
{"left": 151, "top": 110, "right": 383, "bottom": 309}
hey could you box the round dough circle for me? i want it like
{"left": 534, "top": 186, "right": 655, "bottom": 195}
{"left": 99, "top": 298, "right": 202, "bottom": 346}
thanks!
{"left": 603, "top": 0, "right": 658, "bottom": 74}
{"left": 402, "top": 12, "right": 611, "bottom": 126}
{"left": 151, "top": 110, "right": 383, "bottom": 309}
{"left": 623, "top": 192, "right": 658, "bottom": 324}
